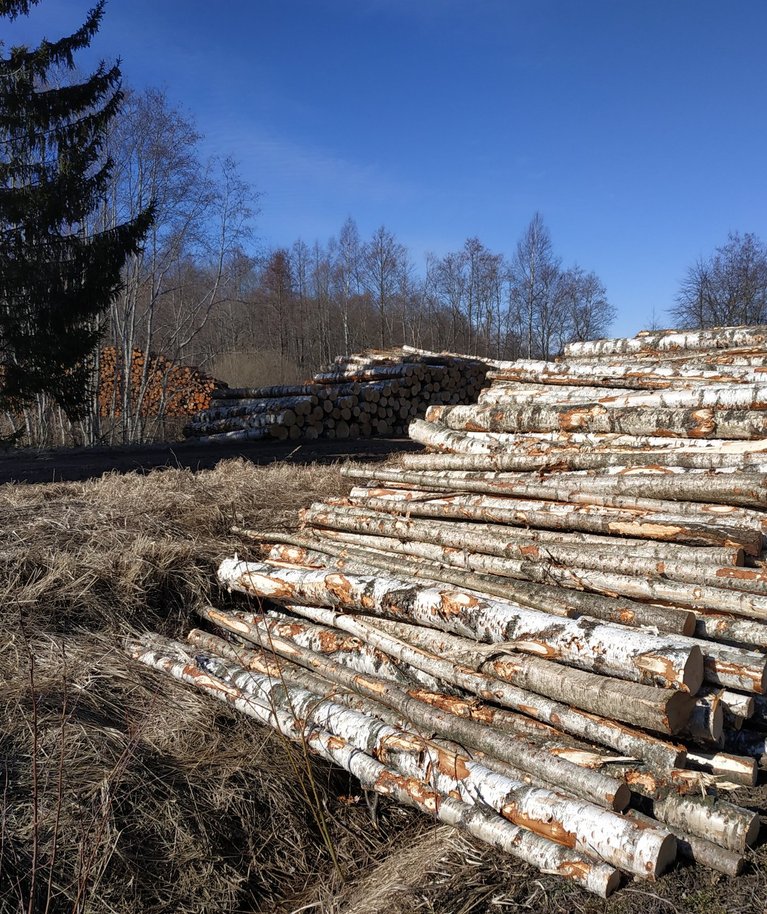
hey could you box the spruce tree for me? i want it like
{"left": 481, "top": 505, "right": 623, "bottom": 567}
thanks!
{"left": 0, "top": 0, "right": 153, "bottom": 422}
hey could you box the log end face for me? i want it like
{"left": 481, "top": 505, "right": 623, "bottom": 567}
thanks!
{"left": 666, "top": 691, "right": 697, "bottom": 735}
{"left": 612, "top": 782, "right": 632, "bottom": 812}
{"left": 684, "top": 646, "right": 705, "bottom": 695}
{"left": 643, "top": 831, "right": 678, "bottom": 880}
{"left": 745, "top": 811, "right": 762, "bottom": 849}
{"left": 681, "top": 611, "right": 697, "bottom": 637}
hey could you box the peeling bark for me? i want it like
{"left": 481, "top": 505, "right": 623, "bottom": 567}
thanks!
{"left": 217, "top": 558, "right": 703, "bottom": 692}
{"left": 346, "top": 487, "right": 761, "bottom": 554}
{"left": 126, "top": 636, "right": 621, "bottom": 895}
{"left": 426, "top": 401, "right": 767, "bottom": 441}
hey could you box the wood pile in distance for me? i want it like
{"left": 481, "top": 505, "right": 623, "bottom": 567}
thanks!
{"left": 183, "top": 345, "right": 494, "bottom": 443}
{"left": 98, "top": 347, "right": 224, "bottom": 418}
{"left": 127, "top": 323, "right": 767, "bottom": 897}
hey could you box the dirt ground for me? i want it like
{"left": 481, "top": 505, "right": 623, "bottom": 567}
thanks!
{"left": 1, "top": 459, "right": 766, "bottom": 914}
{"left": 0, "top": 437, "right": 421, "bottom": 485}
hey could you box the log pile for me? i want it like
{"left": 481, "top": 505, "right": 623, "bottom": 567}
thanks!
{"left": 126, "top": 324, "right": 767, "bottom": 897}
{"left": 98, "top": 347, "right": 225, "bottom": 417}
{"left": 183, "top": 346, "right": 493, "bottom": 443}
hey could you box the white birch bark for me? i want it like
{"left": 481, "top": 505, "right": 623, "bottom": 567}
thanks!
{"left": 126, "top": 637, "right": 620, "bottom": 895}
{"left": 563, "top": 325, "right": 767, "bottom": 359}
{"left": 217, "top": 558, "right": 703, "bottom": 692}
{"left": 346, "top": 487, "right": 762, "bottom": 555}
{"left": 426, "top": 401, "right": 767, "bottom": 441}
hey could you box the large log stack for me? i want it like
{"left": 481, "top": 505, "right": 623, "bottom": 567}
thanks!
{"left": 183, "top": 346, "right": 494, "bottom": 443}
{"left": 126, "top": 324, "right": 767, "bottom": 897}
{"left": 98, "top": 347, "right": 225, "bottom": 418}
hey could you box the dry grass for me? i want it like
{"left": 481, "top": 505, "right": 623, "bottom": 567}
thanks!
{"left": 1, "top": 458, "right": 766, "bottom": 914}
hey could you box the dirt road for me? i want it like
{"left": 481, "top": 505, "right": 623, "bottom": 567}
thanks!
{"left": 0, "top": 437, "right": 422, "bottom": 485}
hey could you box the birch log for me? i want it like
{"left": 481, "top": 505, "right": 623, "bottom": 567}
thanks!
{"left": 192, "top": 609, "right": 634, "bottom": 805}
{"left": 304, "top": 502, "right": 744, "bottom": 570}
{"left": 340, "top": 613, "right": 695, "bottom": 735}
{"left": 197, "top": 648, "right": 674, "bottom": 877}
{"left": 402, "top": 429, "right": 767, "bottom": 473}
{"left": 563, "top": 325, "right": 767, "bottom": 359}
{"left": 426, "top": 402, "right": 767, "bottom": 441}
{"left": 695, "top": 611, "right": 767, "bottom": 649}
{"left": 309, "top": 524, "right": 767, "bottom": 620}
{"left": 275, "top": 605, "right": 688, "bottom": 772}
{"left": 303, "top": 505, "right": 767, "bottom": 601}
{"left": 488, "top": 358, "right": 767, "bottom": 389}
{"left": 626, "top": 810, "right": 745, "bottom": 876}
{"left": 343, "top": 466, "right": 767, "bottom": 521}
{"left": 480, "top": 382, "right": 767, "bottom": 413}
{"left": 204, "top": 603, "right": 684, "bottom": 773}
{"left": 346, "top": 488, "right": 761, "bottom": 554}
{"left": 268, "top": 536, "right": 696, "bottom": 636}
{"left": 217, "top": 558, "right": 703, "bottom": 692}
{"left": 127, "top": 637, "right": 621, "bottom": 895}
{"left": 684, "top": 751, "right": 758, "bottom": 787}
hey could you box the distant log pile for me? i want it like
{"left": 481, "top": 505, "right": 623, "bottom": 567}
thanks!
{"left": 127, "top": 324, "right": 767, "bottom": 897}
{"left": 183, "top": 346, "right": 493, "bottom": 443}
{"left": 98, "top": 347, "right": 224, "bottom": 418}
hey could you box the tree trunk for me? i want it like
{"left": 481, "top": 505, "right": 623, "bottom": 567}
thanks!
{"left": 426, "top": 401, "right": 767, "bottom": 441}
{"left": 346, "top": 487, "right": 762, "bottom": 555}
{"left": 305, "top": 524, "right": 767, "bottom": 619}
{"left": 265, "top": 535, "right": 696, "bottom": 635}
{"left": 563, "top": 325, "right": 767, "bottom": 359}
{"left": 626, "top": 810, "right": 744, "bottom": 876}
{"left": 127, "top": 635, "right": 621, "bottom": 896}
{"left": 342, "top": 466, "right": 766, "bottom": 523}
{"left": 217, "top": 558, "right": 703, "bottom": 692}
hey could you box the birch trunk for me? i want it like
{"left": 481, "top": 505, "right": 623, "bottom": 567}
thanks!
{"left": 205, "top": 603, "right": 685, "bottom": 773}
{"left": 343, "top": 466, "right": 767, "bottom": 522}
{"left": 480, "top": 382, "right": 767, "bottom": 412}
{"left": 426, "top": 401, "right": 767, "bottom": 441}
{"left": 626, "top": 810, "right": 745, "bottom": 876}
{"left": 197, "top": 604, "right": 444, "bottom": 692}
{"left": 347, "top": 487, "right": 762, "bottom": 554}
{"left": 372, "top": 463, "right": 767, "bottom": 511}
{"left": 193, "top": 645, "right": 667, "bottom": 875}
{"left": 563, "top": 325, "right": 767, "bottom": 359}
{"left": 684, "top": 751, "right": 758, "bottom": 787}
{"left": 489, "top": 358, "right": 767, "bottom": 389}
{"left": 269, "top": 536, "right": 695, "bottom": 635}
{"left": 340, "top": 613, "right": 695, "bottom": 735}
{"left": 651, "top": 791, "right": 760, "bottom": 853}
{"left": 304, "top": 502, "right": 744, "bottom": 570}
{"left": 304, "top": 505, "right": 767, "bottom": 601}
{"left": 694, "top": 611, "right": 767, "bottom": 649}
{"left": 311, "top": 524, "right": 767, "bottom": 620}
{"left": 403, "top": 427, "right": 767, "bottom": 472}
{"left": 217, "top": 558, "right": 703, "bottom": 692}
{"left": 127, "top": 636, "right": 620, "bottom": 895}
{"left": 190, "top": 610, "right": 633, "bottom": 807}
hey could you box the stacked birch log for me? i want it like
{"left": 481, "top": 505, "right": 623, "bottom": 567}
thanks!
{"left": 98, "top": 347, "right": 225, "bottom": 418}
{"left": 127, "top": 324, "right": 767, "bottom": 898}
{"left": 183, "top": 346, "right": 493, "bottom": 443}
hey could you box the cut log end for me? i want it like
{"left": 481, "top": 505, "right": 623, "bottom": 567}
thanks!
{"left": 683, "top": 647, "right": 705, "bottom": 695}
{"left": 647, "top": 832, "right": 678, "bottom": 880}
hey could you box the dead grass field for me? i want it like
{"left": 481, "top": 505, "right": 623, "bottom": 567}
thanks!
{"left": 1, "top": 459, "right": 766, "bottom": 914}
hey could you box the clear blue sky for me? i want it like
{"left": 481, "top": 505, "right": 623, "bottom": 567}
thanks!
{"left": 7, "top": 0, "right": 767, "bottom": 336}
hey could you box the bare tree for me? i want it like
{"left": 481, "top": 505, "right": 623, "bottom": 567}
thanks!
{"left": 361, "top": 226, "right": 407, "bottom": 348}
{"left": 557, "top": 266, "right": 615, "bottom": 348}
{"left": 674, "top": 232, "right": 767, "bottom": 329}
{"left": 97, "top": 88, "right": 256, "bottom": 443}
{"left": 508, "top": 213, "right": 561, "bottom": 359}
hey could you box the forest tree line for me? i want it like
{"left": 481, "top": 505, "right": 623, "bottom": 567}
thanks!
{"left": 3, "top": 0, "right": 767, "bottom": 447}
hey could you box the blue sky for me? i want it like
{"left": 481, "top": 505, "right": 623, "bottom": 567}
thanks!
{"left": 6, "top": 0, "right": 767, "bottom": 335}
